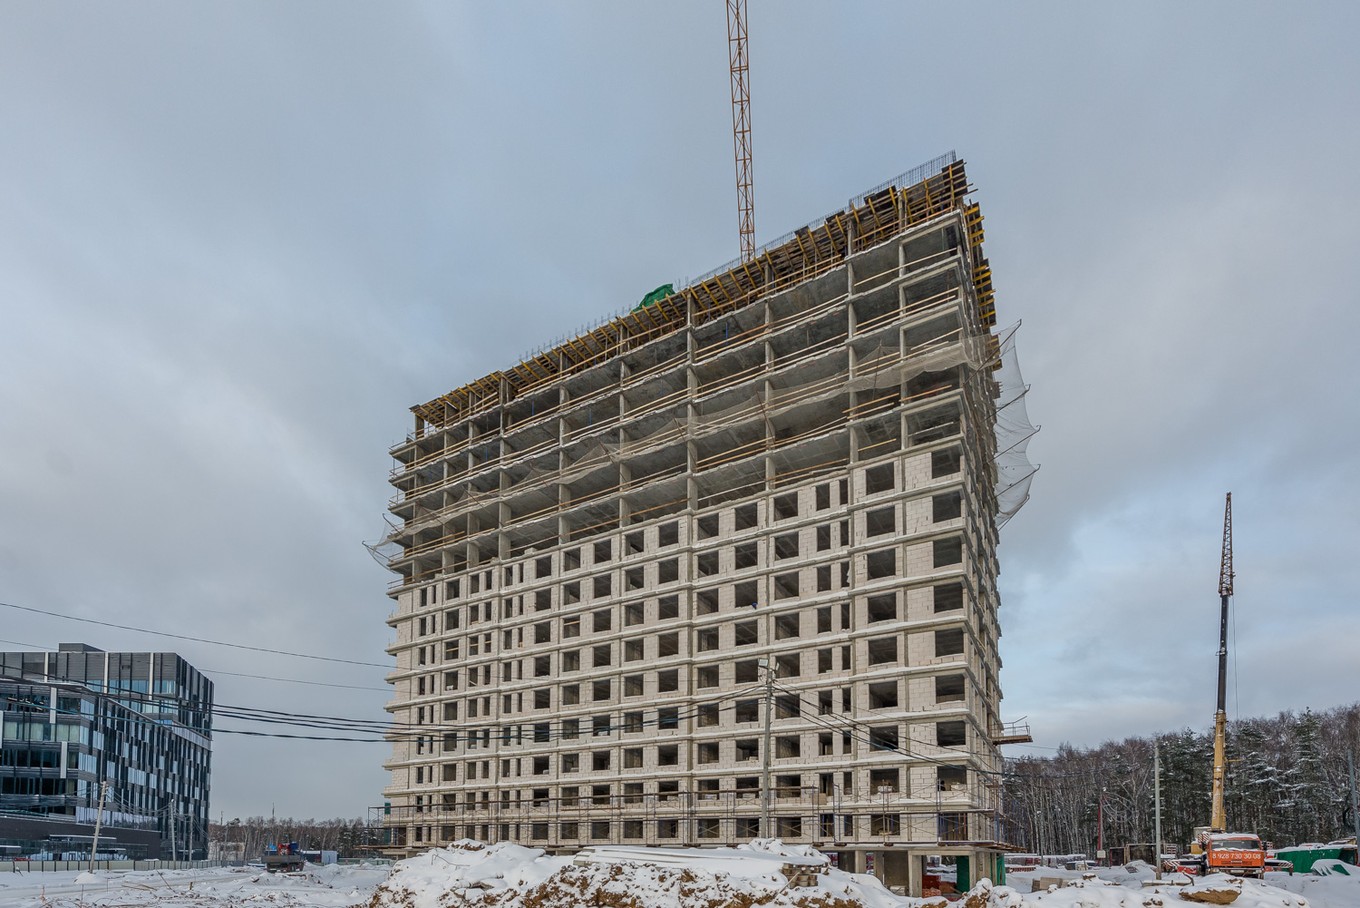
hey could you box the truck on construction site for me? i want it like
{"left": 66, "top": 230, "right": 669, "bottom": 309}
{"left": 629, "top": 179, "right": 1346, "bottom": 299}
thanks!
{"left": 1185, "top": 829, "right": 1266, "bottom": 878}
{"left": 262, "top": 841, "right": 306, "bottom": 873}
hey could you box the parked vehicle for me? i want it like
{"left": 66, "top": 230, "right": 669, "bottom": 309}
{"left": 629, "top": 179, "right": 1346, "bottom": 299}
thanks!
{"left": 262, "top": 842, "right": 306, "bottom": 873}
{"left": 1168, "top": 856, "right": 1204, "bottom": 876}
{"left": 1198, "top": 832, "right": 1266, "bottom": 878}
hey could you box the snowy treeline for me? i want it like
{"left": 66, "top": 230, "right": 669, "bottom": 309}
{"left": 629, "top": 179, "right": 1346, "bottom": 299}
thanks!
{"left": 208, "top": 816, "right": 383, "bottom": 857}
{"left": 1002, "top": 703, "right": 1360, "bottom": 854}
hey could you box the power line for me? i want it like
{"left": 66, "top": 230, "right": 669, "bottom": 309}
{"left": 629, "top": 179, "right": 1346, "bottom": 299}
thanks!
{"left": 2, "top": 635, "right": 387, "bottom": 692}
{"left": 763, "top": 681, "right": 1096, "bottom": 784}
{"left": 215, "top": 727, "right": 393, "bottom": 742}
{"left": 0, "top": 657, "right": 1085, "bottom": 772}
{"left": 203, "top": 669, "right": 389, "bottom": 693}
{"left": 1, "top": 668, "right": 768, "bottom": 745}
{"left": 0, "top": 599, "right": 388, "bottom": 668}
{"left": 768, "top": 680, "right": 997, "bottom": 776}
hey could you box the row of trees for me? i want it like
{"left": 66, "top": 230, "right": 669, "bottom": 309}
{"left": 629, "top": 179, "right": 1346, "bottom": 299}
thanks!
{"left": 1002, "top": 703, "right": 1360, "bottom": 855}
{"left": 208, "top": 815, "right": 384, "bottom": 858}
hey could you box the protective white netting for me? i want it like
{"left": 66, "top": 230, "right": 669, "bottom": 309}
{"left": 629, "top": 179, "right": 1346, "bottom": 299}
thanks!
{"left": 372, "top": 320, "right": 1039, "bottom": 554}
{"left": 992, "top": 325, "right": 1039, "bottom": 528}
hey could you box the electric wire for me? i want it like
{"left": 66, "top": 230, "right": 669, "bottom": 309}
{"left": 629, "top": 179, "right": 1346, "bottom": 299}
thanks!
{"left": 195, "top": 670, "right": 389, "bottom": 692}
{"left": 767, "top": 680, "right": 1007, "bottom": 779}
{"left": 766, "top": 681, "right": 1107, "bottom": 784}
{"left": 0, "top": 599, "right": 388, "bottom": 668}
{"left": 2, "top": 664, "right": 1115, "bottom": 786}
{"left": 1, "top": 669, "right": 769, "bottom": 745}
{"left": 0, "top": 637, "right": 48, "bottom": 649}
{"left": 2, "top": 636, "right": 387, "bottom": 692}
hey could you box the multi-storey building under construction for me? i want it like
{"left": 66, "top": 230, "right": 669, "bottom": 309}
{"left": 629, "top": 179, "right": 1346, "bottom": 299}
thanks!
{"left": 378, "top": 153, "right": 1035, "bottom": 894}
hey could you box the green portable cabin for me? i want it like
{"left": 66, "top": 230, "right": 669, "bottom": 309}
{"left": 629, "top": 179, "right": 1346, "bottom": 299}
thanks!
{"left": 1273, "top": 842, "right": 1358, "bottom": 874}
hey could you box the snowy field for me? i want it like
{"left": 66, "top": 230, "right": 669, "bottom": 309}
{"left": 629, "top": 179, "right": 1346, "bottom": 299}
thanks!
{"left": 1005, "top": 862, "right": 1354, "bottom": 908}
{"left": 0, "top": 862, "right": 389, "bottom": 907}
{"left": 1, "top": 843, "right": 1356, "bottom": 908}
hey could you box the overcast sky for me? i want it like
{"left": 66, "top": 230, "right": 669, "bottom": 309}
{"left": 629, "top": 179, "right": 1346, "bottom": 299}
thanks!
{"left": 3, "top": 3, "right": 1357, "bottom": 823}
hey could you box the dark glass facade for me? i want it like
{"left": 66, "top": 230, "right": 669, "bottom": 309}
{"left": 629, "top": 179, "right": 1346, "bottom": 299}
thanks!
{"left": 0, "top": 644, "right": 213, "bottom": 859}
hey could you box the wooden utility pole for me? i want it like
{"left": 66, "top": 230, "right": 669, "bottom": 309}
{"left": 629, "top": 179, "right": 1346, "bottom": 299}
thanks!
{"left": 1349, "top": 752, "right": 1360, "bottom": 852}
{"left": 1097, "top": 786, "right": 1106, "bottom": 863}
{"left": 88, "top": 780, "right": 109, "bottom": 872}
{"left": 1154, "top": 742, "right": 1163, "bottom": 880}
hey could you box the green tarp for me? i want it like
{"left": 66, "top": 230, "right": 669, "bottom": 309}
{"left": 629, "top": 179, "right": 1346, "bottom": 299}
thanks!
{"left": 633, "top": 284, "right": 675, "bottom": 312}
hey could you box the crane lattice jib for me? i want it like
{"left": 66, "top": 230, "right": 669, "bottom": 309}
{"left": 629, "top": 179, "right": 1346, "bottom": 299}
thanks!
{"left": 1218, "top": 492, "right": 1234, "bottom": 598}
{"left": 726, "top": 0, "right": 755, "bottom": 261}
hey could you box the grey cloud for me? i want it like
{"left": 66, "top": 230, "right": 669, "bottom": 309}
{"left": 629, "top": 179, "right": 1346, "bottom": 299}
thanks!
{"left": 2, "top": 2, "right": 1357, "bottom": 817}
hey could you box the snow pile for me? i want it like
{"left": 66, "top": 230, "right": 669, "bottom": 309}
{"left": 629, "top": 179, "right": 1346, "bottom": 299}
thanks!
{"left": 1263, "top": 867, "right": 1360, "bottom": 908}
{"left": 988, "top": 873, "right": 1311, "bottom": 908}
{"left": 369, "top": 843, "right": 1337, "bottom": 908}
{"left": 370, "top": 841, "right": 564, "bottom": 908}
{"left": 369, "top": 840, "right": 907, "bottom": 908}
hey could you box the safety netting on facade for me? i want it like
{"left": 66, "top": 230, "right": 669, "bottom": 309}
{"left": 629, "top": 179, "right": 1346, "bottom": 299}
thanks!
{"left": 992, "top": 325, "right": 1038, "bottom": 528}
{"left": 371, "top": 317, "right": 1038, "bottom": 564}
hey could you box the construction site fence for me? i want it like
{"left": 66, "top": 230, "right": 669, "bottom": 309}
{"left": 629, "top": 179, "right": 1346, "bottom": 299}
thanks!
{"left": 1, "top": 858, "right": 231, "bottom": 873}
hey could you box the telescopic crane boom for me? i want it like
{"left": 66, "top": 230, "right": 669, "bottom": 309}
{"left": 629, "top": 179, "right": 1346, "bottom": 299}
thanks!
{"left": 1211, "top": 492, "right": 1234, "bottom": 831}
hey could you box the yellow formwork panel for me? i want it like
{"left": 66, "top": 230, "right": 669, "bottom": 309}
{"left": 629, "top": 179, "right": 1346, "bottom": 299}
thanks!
{"left": 414, "top": 159, "right": 979, "bottom": 431}
{"left": 966, "top": 203, "right": 985, "bottom": 247}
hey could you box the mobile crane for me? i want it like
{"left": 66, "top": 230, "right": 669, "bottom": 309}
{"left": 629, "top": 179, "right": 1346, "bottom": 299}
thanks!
{"left": 1211, "top": 492, "right": 1233, "bottom": 833}
{"left": 1188, "top": 494, "right": 1265, "bottom": 878}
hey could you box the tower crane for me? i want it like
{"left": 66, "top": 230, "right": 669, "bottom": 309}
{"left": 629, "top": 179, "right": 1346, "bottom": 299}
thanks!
{"left": 726, "top": 0, "right": 755, "bottom": 261}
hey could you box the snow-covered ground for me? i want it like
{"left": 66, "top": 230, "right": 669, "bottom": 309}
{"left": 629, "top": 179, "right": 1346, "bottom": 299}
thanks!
{"left": 1, "top": 846, "right": 1356, "bottom": 908}
{"left": 0, "top": 862, "right": 389, "bottom": 907}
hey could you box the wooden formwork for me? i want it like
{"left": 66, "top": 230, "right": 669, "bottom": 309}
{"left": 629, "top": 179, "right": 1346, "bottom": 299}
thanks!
{"left": 409, "top": 158, "right": 976, "bottom": 435}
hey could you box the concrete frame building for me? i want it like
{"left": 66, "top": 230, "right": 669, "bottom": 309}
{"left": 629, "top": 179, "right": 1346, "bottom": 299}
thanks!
{"left": 380, "top": 154, "right": 1032, "bottom": 892}
{"left": 0, "top": 644, "right": 213, "bottom": 860}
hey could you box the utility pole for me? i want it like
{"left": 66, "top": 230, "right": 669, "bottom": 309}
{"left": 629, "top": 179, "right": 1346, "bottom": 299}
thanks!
{"left": 1097, "top": 786, "right": 1106, "bottom": 864}
{"left": 1154, "top": 741, "right": 1163, "bottom": 881}
{"left": 760, "top": 657, "right": 773, "bottom": 839}
{"left": 170, "top": 807, "right": 177, "bottom": 864}
{"left": 1349, "top": 752, "right": 1360, "bottom": 850}
{"left": 88, "top": 780, "right": 109, "bottom": 872}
